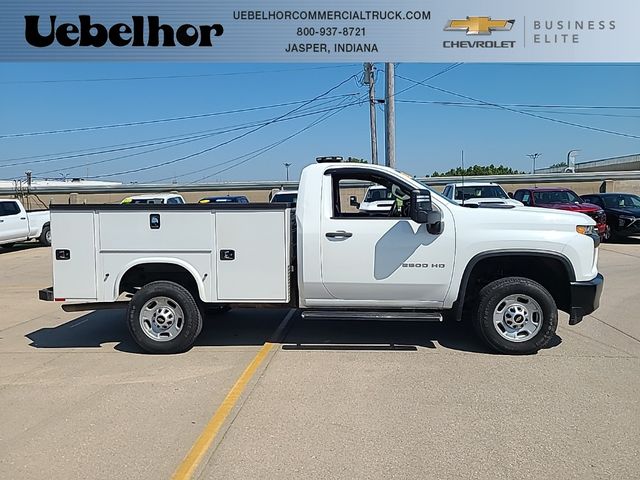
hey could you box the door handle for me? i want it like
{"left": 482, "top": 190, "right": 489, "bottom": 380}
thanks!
{"left": 20, "top": 217, "right": 26, "bottom": 220}
{"left": 325, "top": 230, "right": 353, "bottom": 239}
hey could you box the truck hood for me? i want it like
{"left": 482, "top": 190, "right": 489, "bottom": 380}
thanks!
{"left": 538, "top": 202, "right": 600, "bottom": 213}
{"left": 460, "top": 197, "right": 523, "bottom": 207}
{"left": 453, "top": 203, "right": 596, "bottom": 227}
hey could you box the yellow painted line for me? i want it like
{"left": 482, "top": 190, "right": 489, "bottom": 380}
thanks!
{"left": 171, "top": 341, "right": 275, "bottom": 480}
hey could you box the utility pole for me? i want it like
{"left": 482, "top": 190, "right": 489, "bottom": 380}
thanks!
{"left": 283, "top": 162, "right": 292, "bottom": 181}
{"left": 384, "top": 63, "right": 396, "bottom": 169}
{"left": 527, "top": 153, "right": 541, "bottom": 174}
{"left": 364, "top": 63, "right": 378, "bottom": 165}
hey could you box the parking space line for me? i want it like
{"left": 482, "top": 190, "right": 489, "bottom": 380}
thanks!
{"left": 171, "top": 308, "right": 296, "bottom": 480}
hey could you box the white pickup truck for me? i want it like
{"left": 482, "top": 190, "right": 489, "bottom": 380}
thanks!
{"left": 39, "top": 158, "right": 603, "bottom": 355}
{"left": 0, "top": 199, "right": 51, "bottom": 248}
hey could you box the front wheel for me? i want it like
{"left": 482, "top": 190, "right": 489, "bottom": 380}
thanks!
{"left": 473, "top": 277, "right": 558, "bottom": 355}
{"left": 127, "top": 281, "right": 203, "bottom": 354}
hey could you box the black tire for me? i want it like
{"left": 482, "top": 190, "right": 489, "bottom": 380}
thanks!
{"left": 126, "top": 281, "right": 202, "bottom": 354}
{"left": 39, "top": 225, "right": 51, "bottom": 246}
{"left": 1, "top": 243, "right": 15, "bottom": 249}
{"left": 473, "top": 276, "right": 557, "bottom": 355}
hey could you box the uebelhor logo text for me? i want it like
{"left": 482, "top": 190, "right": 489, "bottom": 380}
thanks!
{"left": 24, "top": 16, "right": 224, "bottom": 48}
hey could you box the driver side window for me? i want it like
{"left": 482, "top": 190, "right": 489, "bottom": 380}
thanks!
{"left": 332, "top": 173, "right": 411, "bottom": 218}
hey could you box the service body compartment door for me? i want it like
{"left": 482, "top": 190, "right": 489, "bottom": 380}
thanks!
{"left": 215, "top": 211, "right": 289, "bottom": 302}
{"left": 51, "top": 211, "right": 97, "bottom": 300}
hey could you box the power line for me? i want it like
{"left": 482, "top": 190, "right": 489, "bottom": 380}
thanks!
{"left": 0, "top": 64, "right": 359, "bottom": 85}
{"left": 0, "top": 94, "right": 359, "bottom": 140}
{"left": 84, "top": 72, "right": 360, "bottom": 179}
{"left": 195, "top": 97, "right": 364, "bottom": 183}
{"left": 1, "top": 96, "right": 357, "bottom": 170}
{"left": 151, "top": 94, "right": 367, "bottom": 183}
{"left": 396, "top": 74, "right": 640, "bottom": 140}
{"left": 396, "top": 99, "right": 640, "bottom": 110}
{"left": 33, "top": 100, "right": 363, "bottom": 177}
{"left": 393, "top": 63, "right": 464, "bottom": 98}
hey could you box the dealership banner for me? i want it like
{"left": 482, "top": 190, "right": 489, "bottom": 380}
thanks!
{"left": 1, "top": 0, "right": 639, "bottom": 61}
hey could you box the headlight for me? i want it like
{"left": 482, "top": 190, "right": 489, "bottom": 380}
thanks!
{"left": 576, "top": 225, "right": 597, "bottom": 235}
{"left": 619, "top": 215, "right": 636, "bottom": 227}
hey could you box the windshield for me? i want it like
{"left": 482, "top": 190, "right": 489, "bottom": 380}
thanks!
{"left": 455, "top": 186, "right": 508, "bottom": 201}
{"left": 534, "top": 190, "right": 582, "bottom": 205}
{"left": 130, "top": 198, "right": 164, "bottom": 204}
{"left": 364, "top": 188, "right": 393, "bottom": 202}
{"left": 603, "top": 194, "right": 640, "bottom": 209}
{"left": 272, "top": 193, "right": 297, "bottom": 203}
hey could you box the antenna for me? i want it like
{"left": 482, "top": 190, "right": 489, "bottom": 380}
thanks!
{"left": 460, "top": 149, "right": 465, "bottom": 206}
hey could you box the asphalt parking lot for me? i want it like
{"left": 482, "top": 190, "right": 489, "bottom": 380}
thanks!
{"left": 0, "top": 242, "right": 638, "bottom": 480}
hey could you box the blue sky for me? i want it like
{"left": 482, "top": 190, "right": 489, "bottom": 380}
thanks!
{"left": 0, "top": 62, "right": 638, "bottom": 183}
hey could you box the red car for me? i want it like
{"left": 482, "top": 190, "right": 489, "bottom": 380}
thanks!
{"left": 513, "top": 187, "right": 607, "bottom": 238}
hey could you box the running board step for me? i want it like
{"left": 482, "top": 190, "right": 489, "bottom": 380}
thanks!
{"left": 301, "top": 310, "right": 443, "bottom": 322}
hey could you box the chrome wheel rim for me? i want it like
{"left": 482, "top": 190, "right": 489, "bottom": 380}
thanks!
{"left": 139, "top": 296, "right": 184, "bottom": 342}
{"left": 493, "top": 294, "right": 543, "bottom": 343}
{"left": 45, "top": 229, "right": 52, "bottom": 243}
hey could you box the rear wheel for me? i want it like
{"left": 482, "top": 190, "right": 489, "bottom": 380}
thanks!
{"left": 473, "top": 277, "right": 557, "bottom": 354}
{"left": 127, "top": 281, "right": 202, "bottom": 354}
{"left": 39, "top": 225, "right": 51, "bottom": 246}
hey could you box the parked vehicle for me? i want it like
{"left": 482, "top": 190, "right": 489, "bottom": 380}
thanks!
{"left": 442, "top": 182, "right": 523, "bottom": 207}
{"left": 357, "top": 185, "right": 395, "bottom": 213}
{"left": 513, "top": 187, "right": 607, "bottom": 239}
{"left": 270, "top": 190, "right": 297, "bottom": 206}
{"left": 40, "top": 158, "right": 603, "bottom": 356}
{"left": 580, "top": 193, "right": 640, "bottom": 240}
{"left": 121, "top": 194, "right": 185, "bottom": 205}
{"left": 0, "top": 199, "right": 50, "bottom": 248}
{"left": 199, "top": 195, "right": 249, "bottom": 204}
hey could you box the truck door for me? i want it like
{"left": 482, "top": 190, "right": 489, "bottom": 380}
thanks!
{"left": 319, "top": 170, "right": 455, "bottom": 307}
{"left": 0, "top": 201, "right": 29, "bottom": 243}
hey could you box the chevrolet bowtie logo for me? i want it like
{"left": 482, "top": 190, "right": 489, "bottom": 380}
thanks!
{"left": 445, "top": 17, "right": 515, "bottom": 35}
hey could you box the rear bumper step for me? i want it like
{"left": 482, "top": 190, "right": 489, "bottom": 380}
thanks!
{"left": 301, "top": 310, "right": 443, "bottom": 322}
{"left": 38, "top": 287, "right": 54, "bottom": 302}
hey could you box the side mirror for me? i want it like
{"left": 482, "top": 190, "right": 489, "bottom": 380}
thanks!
{"left": 507, "top": 192, "right": 514, "bottom": 198}
{"left": 410, "top": 189, "right": 432, "bottom": 224}
{"left": 349, "top": 195, "right": 360, "bottom": 208}
{"left": 426, "top": 210, "right": 443, "bottom": 235}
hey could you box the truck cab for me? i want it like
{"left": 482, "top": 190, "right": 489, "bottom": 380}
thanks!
{"left": 40, "top": 159, "right": 604, "bottom": 356}
{"left": 0, "top": 199, "right": 50, "bottom": 248}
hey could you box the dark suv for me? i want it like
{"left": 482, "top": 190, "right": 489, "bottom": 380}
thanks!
{"left": 581, "top": 193, "right": 640, "bottom": 240}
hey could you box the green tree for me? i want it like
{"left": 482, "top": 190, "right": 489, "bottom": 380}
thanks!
{"left": 547, "top": 162, "right": 569, "bottom": 169}
{"left": 347, "top": 157, "right": 368, "bottom": 163}
{"left": 430, "top": 164, "right": 523, "bottom": 177}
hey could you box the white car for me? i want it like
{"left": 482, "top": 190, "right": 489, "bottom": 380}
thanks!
{"left": 357, "top": 185, "right": 396, "bottom": 213}
{"left": 0, "top": 199, "right": 50, "bottom": 248}
{"left": 41, "top": 158, "right": 603, "bottom": 356}
{"left": 121, "top": 193, "right": 185, "bottom": 205}
{"left": 442, "top": 182, "right": 523, "bottom": 207}
{"left": 270, "top": 190, "right": 298, "bottom": 206}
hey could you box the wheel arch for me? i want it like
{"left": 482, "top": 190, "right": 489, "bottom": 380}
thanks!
{"left": 453, "top": 250, "right": 575, "bottom": 321}
{"left": 115, "top": 258, "right": 207, "bottom": 302}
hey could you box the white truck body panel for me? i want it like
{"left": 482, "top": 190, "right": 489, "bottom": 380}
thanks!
{"left": 215, "top": 211, "right": 289, "bottom": 301}
{"left": 50, "top": 206, "right": 291, "bottom": 303}
{"left": 0, "top": 199, "right": 50, "bottom": 245}
{"left": 51, "top": 212, "right": 97, "bottom": 300}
